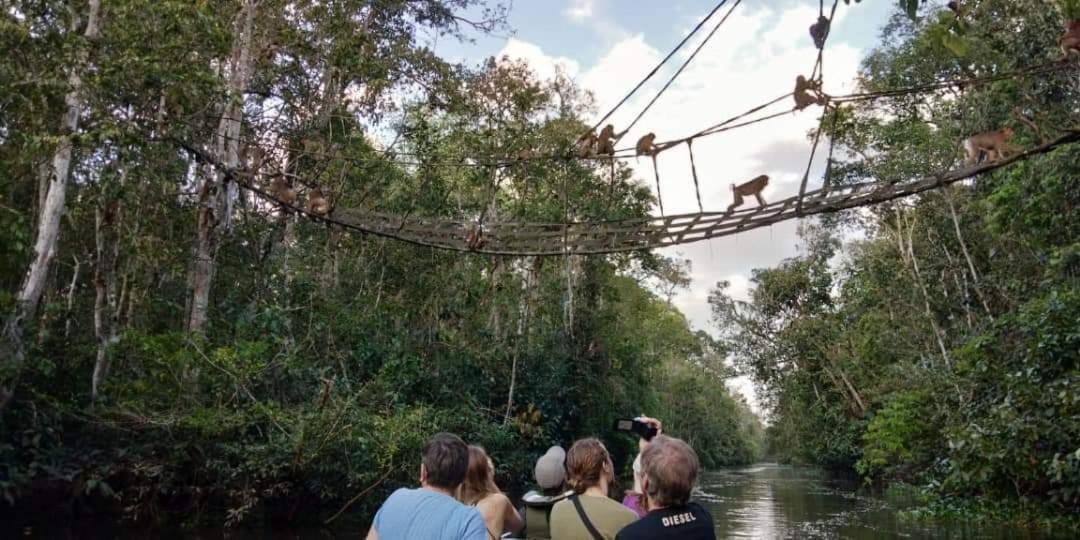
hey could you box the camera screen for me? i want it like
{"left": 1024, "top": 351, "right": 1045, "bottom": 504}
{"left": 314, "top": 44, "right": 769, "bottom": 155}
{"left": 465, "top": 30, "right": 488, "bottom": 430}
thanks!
{"left": 616, "top": 419, "right": 633, "bottom": 431}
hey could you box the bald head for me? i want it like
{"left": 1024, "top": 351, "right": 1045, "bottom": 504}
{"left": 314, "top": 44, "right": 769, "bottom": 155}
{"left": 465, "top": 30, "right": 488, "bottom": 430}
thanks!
{"left": 641, "top": 435, "right": 700, "bottom": 507}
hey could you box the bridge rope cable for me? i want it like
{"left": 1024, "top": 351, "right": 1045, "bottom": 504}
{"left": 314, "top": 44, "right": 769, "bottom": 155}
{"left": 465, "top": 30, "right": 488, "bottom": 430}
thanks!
{"left": 176, "top": 131, "right": 1080, "bottom": 257}
{"left": 587, "top": 0, "right": 733, "bottom": 134}
{"left": 832, "top": 60, "right": 1075, "bottom": 103}
{"left": 170, "top": 59, "right": 1075, "bottom": 173}
{"left": 619, "top": 0, "right": 744, "bottom": 138}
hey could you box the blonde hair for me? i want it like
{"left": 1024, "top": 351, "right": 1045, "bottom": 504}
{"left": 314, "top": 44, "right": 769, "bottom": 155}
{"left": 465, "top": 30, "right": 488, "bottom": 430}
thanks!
{"left": 459, "top": 445, "right": 501, "bottom": 505}
{"left": 565, "top": 438, "right": 614, "bottom": 494}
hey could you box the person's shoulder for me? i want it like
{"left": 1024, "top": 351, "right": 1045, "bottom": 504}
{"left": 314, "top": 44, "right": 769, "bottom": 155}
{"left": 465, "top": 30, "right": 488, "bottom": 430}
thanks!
{"left": 590, "top": 494, "right": 637, "bottom": 517}
{"left": 457, "top": 504, "right": 488, "bottom": 539}
{"left": 381, "top": 487, "right": 413, "bottom": 505}
{"left": 688, "top": 501, "right": 715, "bottom": 523}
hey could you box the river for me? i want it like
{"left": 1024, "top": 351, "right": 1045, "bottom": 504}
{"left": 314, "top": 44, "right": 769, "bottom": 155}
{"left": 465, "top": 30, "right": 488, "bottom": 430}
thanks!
{"left": 696, "top": 463, "right": 1070, "bottom": 539}
{"left": 7, "top": 464, "right": 1074, "bottom": 539}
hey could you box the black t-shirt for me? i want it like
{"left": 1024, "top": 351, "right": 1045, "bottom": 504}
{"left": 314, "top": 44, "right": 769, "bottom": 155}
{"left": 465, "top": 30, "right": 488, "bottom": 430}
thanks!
{"left": 614, "top": 502, "right": 715, "bottom": 540}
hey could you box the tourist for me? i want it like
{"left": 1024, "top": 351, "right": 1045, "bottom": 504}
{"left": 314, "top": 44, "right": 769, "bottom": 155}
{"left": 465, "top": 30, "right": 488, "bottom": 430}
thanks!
{"left": 614, "top": 435, "right": 715, "bottom": 540}
{"left": 365, "top": 432, "right": 487, "bottom": 540}
{"left": 521, "top": 445, "right": 573, "bottom": 539}
{"left": 458, "top": 445, "right": 524, "bottom": 539}
{"left": 550, "top": 438, "right": 637, "bottom": 540}
{"left": 621, "top": 416, "right": 662, "bottom": 517}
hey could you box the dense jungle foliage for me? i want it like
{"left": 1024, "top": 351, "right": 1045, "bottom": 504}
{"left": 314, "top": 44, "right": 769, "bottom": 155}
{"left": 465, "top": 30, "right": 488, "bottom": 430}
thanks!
{"left": 711, "top": 0, "right": 1080, "bottom": 525}
{"left": 0, "top": 0, "right": 762, "bottom": 528}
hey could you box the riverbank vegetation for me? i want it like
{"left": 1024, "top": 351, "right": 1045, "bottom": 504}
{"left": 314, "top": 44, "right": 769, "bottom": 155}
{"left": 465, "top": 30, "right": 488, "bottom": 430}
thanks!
{"left": 0, "top": 0, "right": 761, "bottom": 528}
{"left": 711, "top": 0, "right": 1079, "bottom": 527}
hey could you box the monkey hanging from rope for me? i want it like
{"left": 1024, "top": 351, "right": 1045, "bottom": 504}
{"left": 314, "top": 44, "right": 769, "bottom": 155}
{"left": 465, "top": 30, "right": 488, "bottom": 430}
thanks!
{"left": 809, "top": 15, "right": 830, "bottom": 49}
{"left": 727, "top": 175, "right": 769, "bottom": 212}
{"left": 793, "top": 75, "right": 828, "bottom": 111}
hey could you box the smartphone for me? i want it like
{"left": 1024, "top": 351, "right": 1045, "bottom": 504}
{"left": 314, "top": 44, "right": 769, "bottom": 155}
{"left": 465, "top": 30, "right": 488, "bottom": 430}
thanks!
{"left": 614, "top": 418, "right": 658, "bottom": 441}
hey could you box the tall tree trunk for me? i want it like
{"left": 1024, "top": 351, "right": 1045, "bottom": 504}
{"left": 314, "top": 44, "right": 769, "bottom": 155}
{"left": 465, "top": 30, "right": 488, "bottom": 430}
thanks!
{"left": 0, "top": 0, "right": 103, "bottom": 413}
{"left": 92, "top": 197, "right": 121, "bottom": 405}
{"left": 893, "top": 206, "right": 952, "bottom": 368}
{"left": 504, "top": 258, "right": 537, "bottom": 424}
{"left": 942, "top": 188, "right": 992, "bottom": 319}
{"left": 187, "top": 0, "right": 258, "bottom": 334}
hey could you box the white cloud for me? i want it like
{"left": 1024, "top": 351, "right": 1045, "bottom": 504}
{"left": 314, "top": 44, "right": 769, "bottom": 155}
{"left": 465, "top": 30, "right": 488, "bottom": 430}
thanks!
{"left": 495, "top": 3, "right": 873, "bottom": 413}
{"left": 495, "top": 38, "right": 581, "bottom": 81}
{"left": 564, "top": 0, "right": 595, "bottom": 22}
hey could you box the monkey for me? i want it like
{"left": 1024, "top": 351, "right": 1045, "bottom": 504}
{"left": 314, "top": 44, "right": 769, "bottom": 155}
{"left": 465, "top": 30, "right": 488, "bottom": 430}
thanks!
{"left": 268, "top": 174, "right": 297, "bottom": 207}
{"left": 727, "top": 174, "right": 769, "bottom": 212}
{"left": 595, "top": 124, "right": 617, "bottom": 156}
{"left": 306, "top": 187, "right": 331, "bottom": 216}
{"left": 237, "top": 146, "right": 265, "bottom": 184}
{"left": 962, "top": 127, "right": 1016, "bottom": 167}
{"left": 1060, "top": 20, "right": 1080, "bottom": 57}
{"left": 574, "top": 132, "right": 597, "bottom": 158}
{"left": 635, "top": 133, "right": 658, "bottom": 159}
{"left": 809, "top": 15, "right": 830, "bottom": 49}
{"left": 946, "top": 1, "right": 962, "bottom": 17}
{"left": 793, "top": 75, "right": 827, "bottom": 111}
{"left": 465, "top": 225, "right": 485, "bottom": 250}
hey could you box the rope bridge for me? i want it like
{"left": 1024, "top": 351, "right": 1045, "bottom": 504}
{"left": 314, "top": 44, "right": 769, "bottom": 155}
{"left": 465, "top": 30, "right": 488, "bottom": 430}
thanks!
{"left": 174, "top": 0, "right": 1079, "bottom": 258}
{"left": 235, "top": 131, "right": 1080, "bottom": 257}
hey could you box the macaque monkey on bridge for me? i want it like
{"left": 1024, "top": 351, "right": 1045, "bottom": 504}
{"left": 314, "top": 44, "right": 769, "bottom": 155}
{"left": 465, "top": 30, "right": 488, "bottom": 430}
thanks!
{"left": 465, "top": 225, "right": 485, "bottom": 250}
{"left": 793, "top": 75, "right": 827, "bottom": 111}
{"left": 595, "top": 124, "right": 617, "bottom": 157}
{"left": 1060, "top": 20, "right": 1080, "bottom": 57}
{"left": 635, "top": 133, "right": 658, "bottom": 159}
{"left": 962, "top": 127, "right": 1016, "bottom": 167}
{"left": 727, "top": 174, "right": 769, "bottom": 212}
{"left": 574, "top": 132, "right": 596, "bottom": 158}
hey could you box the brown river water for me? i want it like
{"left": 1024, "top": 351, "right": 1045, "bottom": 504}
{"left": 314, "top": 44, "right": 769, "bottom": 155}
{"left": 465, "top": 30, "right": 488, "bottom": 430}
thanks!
{"left": 4, "top": 464, "right": 1073, "bottom": 539}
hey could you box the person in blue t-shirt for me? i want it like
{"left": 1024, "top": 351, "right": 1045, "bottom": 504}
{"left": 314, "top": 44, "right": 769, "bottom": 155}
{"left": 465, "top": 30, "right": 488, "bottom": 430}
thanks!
{"left": 366, "top": 432, "right": 487, "bottom": 540}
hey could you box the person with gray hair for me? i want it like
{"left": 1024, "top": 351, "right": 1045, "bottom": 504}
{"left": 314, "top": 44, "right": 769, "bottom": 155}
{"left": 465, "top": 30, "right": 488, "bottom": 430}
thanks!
{"left": 613, "top": 435, "right": 715, "bottom": 540}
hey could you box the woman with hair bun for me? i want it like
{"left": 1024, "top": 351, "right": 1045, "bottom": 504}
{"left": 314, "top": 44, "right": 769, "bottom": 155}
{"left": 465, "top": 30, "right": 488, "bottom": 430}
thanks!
{"left": 549, "top": 438, "right": 637, "bottom": 540}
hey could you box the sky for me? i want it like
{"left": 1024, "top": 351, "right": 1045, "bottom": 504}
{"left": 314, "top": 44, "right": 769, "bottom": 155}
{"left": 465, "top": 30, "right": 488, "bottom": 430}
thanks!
{"left": 435, "top": 0, "right": 896, "bottom": 412}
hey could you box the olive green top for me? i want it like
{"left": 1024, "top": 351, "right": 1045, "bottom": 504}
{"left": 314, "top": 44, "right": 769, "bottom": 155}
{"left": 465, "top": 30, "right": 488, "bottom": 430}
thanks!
{"left": 549, "top": 494, "right": 637, "bottom": 540}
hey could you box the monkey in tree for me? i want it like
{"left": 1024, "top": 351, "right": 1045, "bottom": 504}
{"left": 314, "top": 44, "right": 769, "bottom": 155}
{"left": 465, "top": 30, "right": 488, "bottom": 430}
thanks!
{"left": 306, "top": 187, "right": 331, "bottom": 216}
{"left": 1060, "top": 20, "right": 1080, "bottom": 57}
{"left": 947, "top": 1, "right": 962, "bottom": 18}
{"left": 268, "top": 174, "right": 297, "bottom": 207}
{"left": 727, "top": 174, "right": 770, "bottom": 212}
{"left": 962, "top": 127, "right": 1016, "bottom": 166}
{"left": 238, "top": 146, "right": 265, "bottom": 184}
{"left": 793, "top": 75, "right": 827, "bottom": 110}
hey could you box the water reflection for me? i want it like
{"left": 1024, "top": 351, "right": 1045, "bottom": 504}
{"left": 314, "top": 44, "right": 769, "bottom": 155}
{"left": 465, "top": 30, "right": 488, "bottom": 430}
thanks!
{"left": 698, "top": 463, "right": 1068, "bottom": 539}
{"left": 6, "top": 464, "right": 1074, "bottom": 539}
